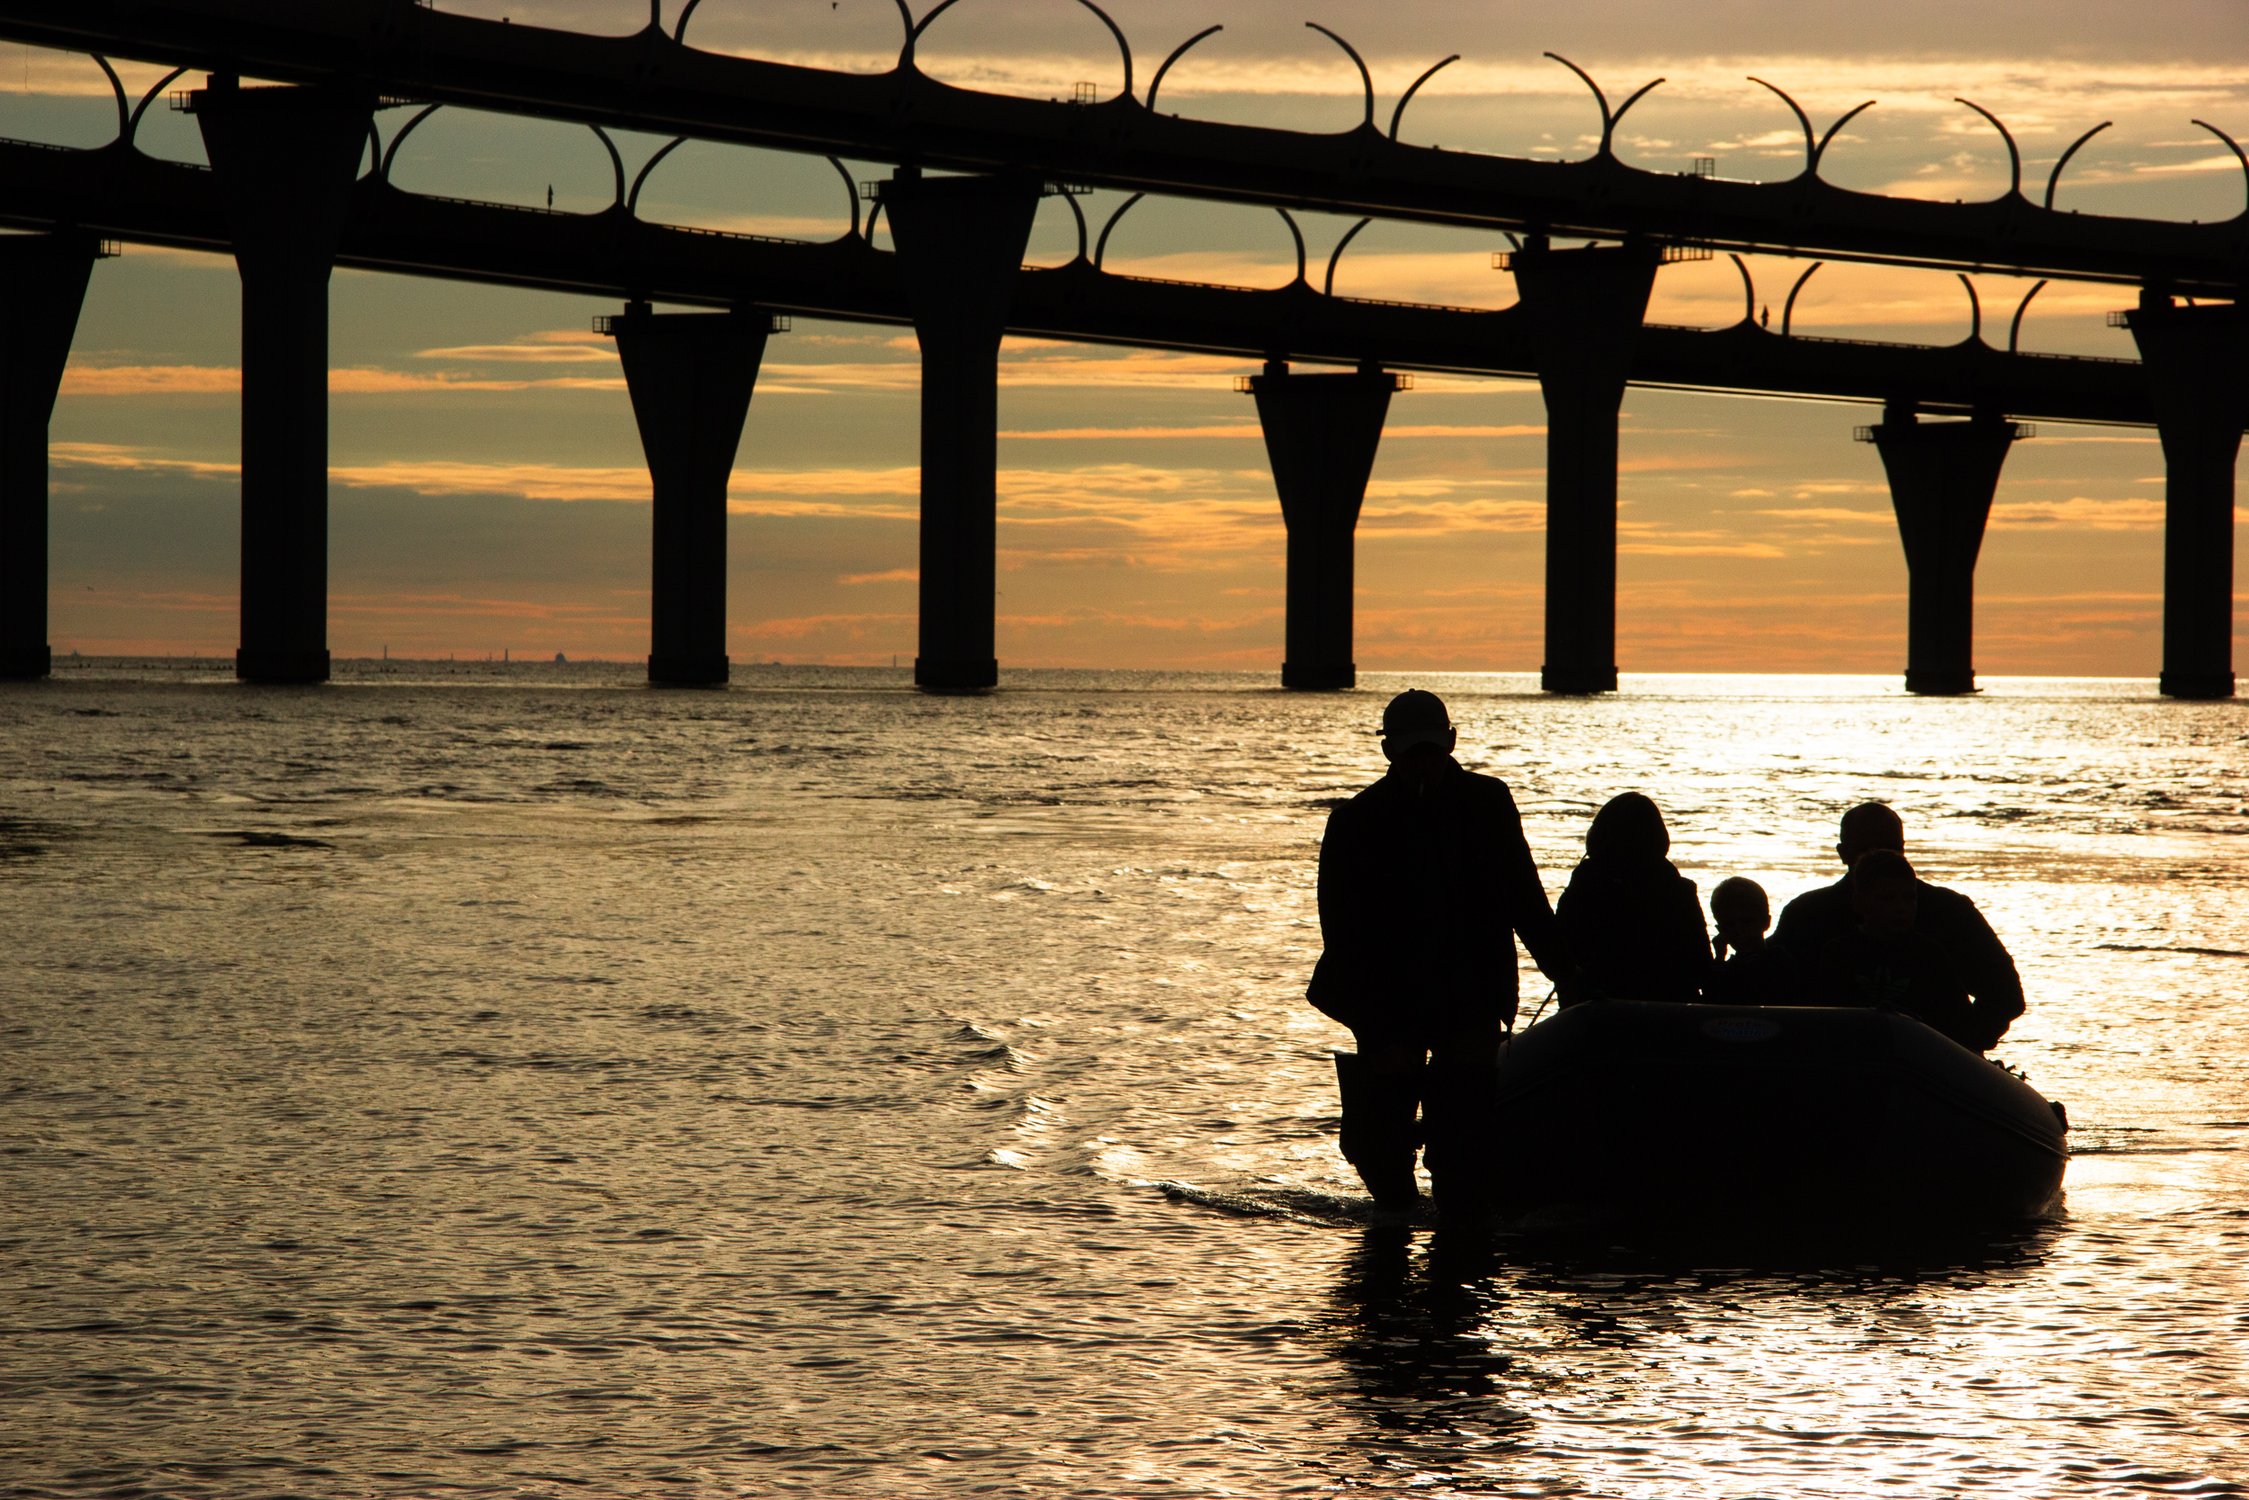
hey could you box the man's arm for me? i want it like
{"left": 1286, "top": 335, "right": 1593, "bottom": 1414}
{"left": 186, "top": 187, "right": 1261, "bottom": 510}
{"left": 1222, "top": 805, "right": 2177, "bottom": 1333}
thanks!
{"left": 1308, "top": 801, "right": 1373, "bottom": 1024}
{"left": 1487, "top": 783, "right": 1573, "bottom": 994}
{"left": 1931, "top": 887, "right": 2025, "bottom": 1047}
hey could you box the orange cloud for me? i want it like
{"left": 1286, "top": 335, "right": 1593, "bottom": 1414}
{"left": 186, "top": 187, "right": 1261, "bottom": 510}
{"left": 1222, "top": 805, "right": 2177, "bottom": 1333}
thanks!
{"left": 60, "top": 363, "right": 627, "bottom": 396}
{"left": 52, "top": 442, "right": 236, "bottom": 477}
{"left": 412, "top": 332, "right": 618, "bottom": 363}
{"left": 61, "top": 365, "right": 240, "bottom": 397}
{"left": 1992, "top": 496, "right": 2166, "bottom": 529}
{"left": 997, "top": 422, "right": 1547, "bottom": 441}
{"left": 1621, "top": 540, "right": 1791, "bottom": 558}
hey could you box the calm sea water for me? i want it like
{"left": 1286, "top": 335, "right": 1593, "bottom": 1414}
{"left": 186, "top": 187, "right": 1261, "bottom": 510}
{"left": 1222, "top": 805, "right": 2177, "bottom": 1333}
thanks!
{"left": 3, "top": 662, "right": 2244, "bottom": 1498}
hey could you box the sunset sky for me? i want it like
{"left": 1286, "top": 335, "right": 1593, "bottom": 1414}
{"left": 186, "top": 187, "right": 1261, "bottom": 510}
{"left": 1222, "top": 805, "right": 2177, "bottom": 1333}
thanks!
{"left": 10, "top": 0, "right": 2247, "bottom": 675}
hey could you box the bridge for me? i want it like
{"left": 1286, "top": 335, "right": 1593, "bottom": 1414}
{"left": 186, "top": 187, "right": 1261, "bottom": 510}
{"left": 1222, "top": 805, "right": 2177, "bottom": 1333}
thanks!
{"left": 2, "top": 0, "right": 2243, "bottom": 696}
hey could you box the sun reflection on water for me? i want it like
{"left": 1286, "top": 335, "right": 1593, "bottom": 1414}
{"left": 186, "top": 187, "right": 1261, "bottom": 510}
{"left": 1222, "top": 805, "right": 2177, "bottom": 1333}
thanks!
{"left": 0, "top": 665, "right": 2242, "bottom": 1496}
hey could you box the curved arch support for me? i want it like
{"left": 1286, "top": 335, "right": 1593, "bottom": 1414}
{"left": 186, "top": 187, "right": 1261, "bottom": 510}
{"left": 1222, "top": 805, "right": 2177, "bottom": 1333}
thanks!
{"left": 1148, "top": 24, "right": 1219, "bottom": 111}
{"left": 382, "top": 104, "right": 624, "bottom": 209}
{"left": 864, "top": 198, "right": 888, "bottom": 244}
{"left": 1956, "top": 272, "right": 1983, "bottom": 343}
{"left": 906, "top": 0, "right": 974, "bottom": 73}
{"left": 92, "top": 54, "right": 130, "bottom": 143}
{"left": 362, "top": 119, "right": 382, "bottom": 181}
{"left": 1388, "top": 54, "right": 1457, "bottom": 142}
{"left": 1781, "top": 260, "right": 1822, "bottom": 336}
{"left": 1548, "top": 52, "right": 1614, "bottom": 156}
{"left": 588, "top": 124, "right": 628, "bottom": 211}
{"left": 910, "top": 0, "right": 967, "bottom": 41}
{"left": 907, "top": 0, "right": 1128, "bottom": 94}
{"left": 1609, "top": 75, "right": 1666, "bottom": 140}
{"left": 1306, "top": 22, "right": 1374, "bottom": 131}
{"left": 2043, "top": 121, "right": 2111, "bottom": 210}
{"left": 1812, "top": 99, "right": 1876, "bottom": 174}
{"left": 1324, "top": 216, "right": 1372, "bottom": 295}
{"left": 380, "top": 101, "right": 444, "bottom": 182}
{"left": 627, "top": 135, "right": 689, "bottom": 216}
{"left": 1748, "top": 79, "right": 1872, "bottom": 180}
{"left": 890, "top": 0, "right": 923, "bottom": 69}
{"left": 1073, "top": 0, "right": 1132, "bottom": 101}
{"left": 1093, "top": 190, "right": 1143, "bottom": 267}
{"left": 1058, "top": 189, "right": 1089, "bottom": 262}
{"left": 1747, "top": 76, "right": 1814, "bottom": 174}
{"left": 826, "top": 154, "right": 862, "bottom": 240}
{"left": 1276, "top": 207, "right": 1308, "bottom": 285}
{"left": 2191, "top": 118, "right": 2249, "bottom": 219}
{"left": 126, "top": 65, "right": 187, "bottom": 149}
{"left": 1727, "top": 252, "right": 1756, "bottom": 327}
{"left": 1953, "top": 97, "right": 2023, "bottom": 198}
{"left": 672, "top": 0, "right": 702, "bottom": 43}
{"left": 2008, "top": 279, "right": 2047, "bottom": 353}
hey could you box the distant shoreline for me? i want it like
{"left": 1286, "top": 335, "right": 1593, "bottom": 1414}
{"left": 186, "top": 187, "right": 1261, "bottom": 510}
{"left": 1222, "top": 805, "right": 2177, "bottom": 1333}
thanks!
{"left": 18, "top": 657, "right": 2174, "bottom": 697}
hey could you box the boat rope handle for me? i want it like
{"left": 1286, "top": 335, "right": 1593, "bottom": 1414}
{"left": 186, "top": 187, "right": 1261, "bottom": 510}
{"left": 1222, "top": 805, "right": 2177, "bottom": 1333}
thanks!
{"left": 1521, "top": 985, "right": 1558, "bottom": 1031}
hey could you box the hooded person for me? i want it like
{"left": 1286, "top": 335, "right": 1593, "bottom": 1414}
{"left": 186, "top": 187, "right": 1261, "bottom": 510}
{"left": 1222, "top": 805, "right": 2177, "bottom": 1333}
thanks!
{"left": 1308, "top": 689, "right": 1576, "bottom": 1212}
{"left": 1554, "top": 791, "right": 1712, "bottom": 1004}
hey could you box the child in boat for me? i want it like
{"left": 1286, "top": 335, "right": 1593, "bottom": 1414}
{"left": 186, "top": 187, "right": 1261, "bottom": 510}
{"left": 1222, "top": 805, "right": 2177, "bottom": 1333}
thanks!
{"left": 1555, "top": 792, "right": 1711, "bottom": 1003}
{"left": 1703, "top": 875, "right": 1789, "bottom": 1003}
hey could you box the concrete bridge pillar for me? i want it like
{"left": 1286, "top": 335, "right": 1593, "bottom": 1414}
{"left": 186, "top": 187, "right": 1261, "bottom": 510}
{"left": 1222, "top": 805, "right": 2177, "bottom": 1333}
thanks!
{"left": 1243, "top": 361, "right": 1399, "bottom": 690}
{"left": 191, "top": 77, "right": 369, "bottom": 684}
{"left": 0, "top": 232, "right": 100, "bottom": 680}
{"left": 2117, "top": 292, "right": 2247, "bottom": 700}
{"left": 880, "top": 170, "right": 1042, "bottom": 693}
{"left": 600, "top": 302, "right": 772, "bottom": 686}
{"left": 1508, "top": 238, "right": 1661, "bottom": 695}
{"left": 1859, "top": 403, "right": 2023, "bottom": 696}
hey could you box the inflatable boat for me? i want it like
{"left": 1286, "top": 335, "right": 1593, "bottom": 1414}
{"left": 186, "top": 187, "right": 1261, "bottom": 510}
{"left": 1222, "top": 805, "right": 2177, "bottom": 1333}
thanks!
{"left": 1473, "top": 1001, "right": 2068, "bottom": 1234}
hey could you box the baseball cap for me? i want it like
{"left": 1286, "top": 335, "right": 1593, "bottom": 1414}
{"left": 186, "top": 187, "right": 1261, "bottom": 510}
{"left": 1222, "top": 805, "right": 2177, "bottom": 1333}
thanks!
{"left": 1380, "top": 688, "right": 1452, "bottom": 750}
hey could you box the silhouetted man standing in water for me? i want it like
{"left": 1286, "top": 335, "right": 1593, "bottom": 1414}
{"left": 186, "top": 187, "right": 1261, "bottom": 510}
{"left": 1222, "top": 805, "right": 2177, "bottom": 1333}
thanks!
{"left": 1771, "top": 802, "right": 2025, "bottom": 1051}
{"left": 1309, "top": 689, "right": 1574, "bottom": 1212}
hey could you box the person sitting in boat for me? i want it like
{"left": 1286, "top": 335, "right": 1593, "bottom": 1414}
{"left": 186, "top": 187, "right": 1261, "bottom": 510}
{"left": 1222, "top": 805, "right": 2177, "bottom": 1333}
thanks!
{"left": 1307, "top": 688, "right": 1576, "bottom": 1212}
{"left": 1555, "top": 792, "right": 1710, "bottom": 1004}
{"left": 1771, "top": 802, "right": 2024, "bottom": 1051}
{"left": 1828, "top": 849, "right": 2011, "bottom": 1049}
{"left": 1703, "top": 875, "right": 1788, "bottom": 1004}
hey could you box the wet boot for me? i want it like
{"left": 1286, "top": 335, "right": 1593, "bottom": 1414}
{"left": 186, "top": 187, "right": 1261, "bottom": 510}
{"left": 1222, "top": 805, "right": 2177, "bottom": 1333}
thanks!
{"left": 1333, "top": 1050, "right": 1423, "bottom": 1211}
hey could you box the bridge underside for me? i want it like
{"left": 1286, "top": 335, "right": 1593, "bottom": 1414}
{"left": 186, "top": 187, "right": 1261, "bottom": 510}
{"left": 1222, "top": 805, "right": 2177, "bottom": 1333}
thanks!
{"left": 0, "top": 97, "right": 2238, "bottom": 696}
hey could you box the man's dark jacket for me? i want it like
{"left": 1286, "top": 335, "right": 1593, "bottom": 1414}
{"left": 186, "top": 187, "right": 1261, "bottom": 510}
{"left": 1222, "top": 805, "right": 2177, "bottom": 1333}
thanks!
{"left": 1770, "top": 877, "right": 2025, "bottom": 1050}
{"left": 1308, "top": 758, "right": 1567, "bottom": 1036}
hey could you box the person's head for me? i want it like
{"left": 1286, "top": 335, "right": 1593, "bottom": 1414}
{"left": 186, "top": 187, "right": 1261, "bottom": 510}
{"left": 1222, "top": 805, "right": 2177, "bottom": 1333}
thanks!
{"left": 1710, "top": 876, "right": 1770, "bottom": 949}
{"left": 1848, "top": 846, "right": 1918, "bottom": 937}
{"left": 1585, "top": 791, "right": 1670, "bottom": 864}
{"left": 1836, "top": 802, "right": 1905, "bottom": 868}
{"left": 1379, "top": 689, "right": 1456, "bottom": 767}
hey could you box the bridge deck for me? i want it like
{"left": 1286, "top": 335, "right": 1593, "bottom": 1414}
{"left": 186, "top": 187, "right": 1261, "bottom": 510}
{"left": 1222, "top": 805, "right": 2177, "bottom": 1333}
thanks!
{"left": 0, "top": 0, "right": 2242, "bottom": 294}
{"left": 0, "top": 138, "right": 2177, "bottom": 427}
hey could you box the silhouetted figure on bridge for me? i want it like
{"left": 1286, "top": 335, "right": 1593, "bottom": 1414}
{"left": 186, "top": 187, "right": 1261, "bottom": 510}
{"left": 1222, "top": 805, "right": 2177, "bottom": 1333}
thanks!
{"left": 1704, "top": 874, "right": 1789, "bottom": 1004}
{"left": 1771, "top": 803, "right": 2024, "bottom": 1051}
{"left": 1309, "top": 689, "right": 1574, "bottom": 1214}
{"left": 1555, "top": 792, "right": 1710, "bottom": 1004}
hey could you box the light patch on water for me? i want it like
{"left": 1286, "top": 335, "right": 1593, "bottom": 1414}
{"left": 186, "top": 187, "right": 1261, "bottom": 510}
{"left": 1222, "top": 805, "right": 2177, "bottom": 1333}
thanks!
{"left": 0, "top": 665, "right": 2243, "bottom": 1497}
